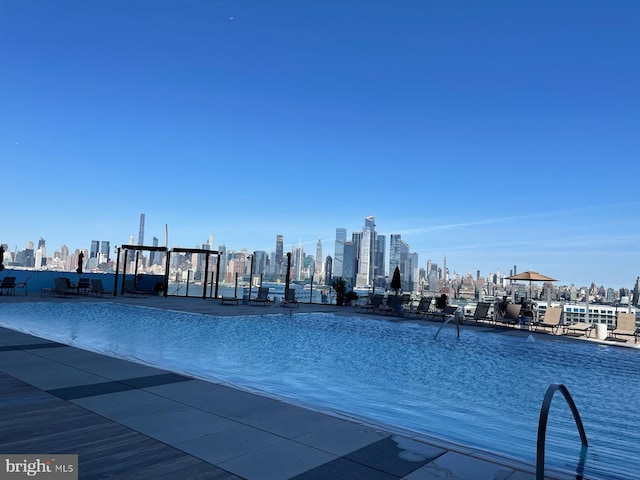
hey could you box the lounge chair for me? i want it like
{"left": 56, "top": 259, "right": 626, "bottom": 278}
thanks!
{"left": 249, "top": 286, "right": 272, "bottom": 305}
{"left": 404, "top": 297, "right": 432, "bottom": 320}
{"left": 0, "top": 276, "right": 17, "bottom": 296}
{"left": 563, "top": 321, "right": 594, "bottom": 338}
{"left": 220, "top": 295, "right": 241, "bottom": 305}
{"left": 533, "top": 306, "right": 563, "bottom": 334}
{"left": 53, "top": 277, "right": 77, "bottom": 298}
{"left": 467, "top": 302, "right": 493, "bottom": 325}
{"left": 375, "top": 294, "right": 401, "bottom": 316}
{"left": 495, "top": 303, "right": 522, "bottom": 326}
{"left": 355, "top": 294, "right": 384, "bottom": 314}
{"left": 610, "top": 312, "right": 638, "bottom": 343}
{"left": 77, "top": 277, "right": 92, "bottom": 295}
{"left": 430, "top": 304, "right": 459, "bottom": 322}
{"left": 124, "top": 279, "right": 149, "bottom": 297}
{"left": 282, "top": 287, "right": 299, "bottom": 308}
{"left": 14, "top": 276, "right": 29, "bottom": 296}
{"left": 91, "top": 279, "right": 113, "bottom": 297}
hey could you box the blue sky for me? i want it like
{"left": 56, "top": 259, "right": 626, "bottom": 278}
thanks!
{"left": 1, "top": 1, "right": 639, "bottom": 288}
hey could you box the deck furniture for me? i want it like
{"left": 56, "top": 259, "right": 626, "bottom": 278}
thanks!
{"left": 563, "top": 322, "right": 594, "bottom": 338}
{"left": 124, "top": 279, "right": 149, "bottom": 298}
{"left": 249, "top": 287, "right": 272, "bottom": 305}
{"left": 53, "top": 278, "right": 78, "bottom": 298}
{"left": 375, "top": 294, "right": 400, "bottom": 316}
{"left": 467, "top": 302, "right": 493, "bottom": 325}
{"left": 610, "top": 312, "right": 638, "bottom": 343}
{"left": 495, "top": 303, "right": 522, "bottom": 326}
{"left": 355, "top": 294, "right": 384, "bottom": 314}
{"left": 14, "top": 277, "right": 29, "bottom": 296}
{"left": 90, "top": 279, "right": 114, "bottom": 297}
{"left": 220, "top": 296, "right": 241, "bottom": 305}
{"left": 0, "top": 277, "right": 17, "bottom": 296}
{"left": 430, "top": 304, "right": 459, "bottom": 322}
{"left": 533, "top": 306, "right": 563, "bottom": 334}
{"left": 282, "top": 287, "right": 299, "bottom": 308}
{"left": 404, "top": 297, "right": 432, "bottom": 320}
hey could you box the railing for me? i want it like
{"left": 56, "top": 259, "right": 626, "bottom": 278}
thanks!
{"left": 433, "top": 314, "right": 461, "bottom": 339}
{"left": 537, "top": 383, "right": 588, "bottom": 480}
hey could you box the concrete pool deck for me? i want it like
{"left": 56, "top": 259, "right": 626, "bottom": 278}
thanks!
{"left": 0, "top": 294, "right": 605, "bottom": 479}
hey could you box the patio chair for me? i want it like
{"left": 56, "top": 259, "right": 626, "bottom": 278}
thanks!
{"left": 563, "top": 321, "right": 594, "bottom": 338}
{"left": 533, "top": 306, "right": 563, "bottom": 334}
{"left": 282, "top": 287, "right": 299, "bottom": 308}
{"left": 495, "top": 303, "right": 522, "bottom": 326}
{"left": 53, "top": 277, "right": 77, "bottom": 298}
{"left": 77, "top": 277, "right": 92, "bottom": 295}
{"left": 0, "top": 276, "right": 17, "bottom": 296}
{"left": 375, "top": 294, "right": 401, "bottom": 316}
{"left": 467, "top": 302, "right": 493, "bottom": 325}
{"left": 403, "top": 296, "right": 432, "bottom": 320}
{"left": 124, "top": 279, "right": 149, "bottom": 298}
{"left": 14, "top": 276, "right": 30, "bottom": 296}
{"left": 355, "top": 293, "right": 383, "bottom": 313}
{"left": 611, "top": 312, "right": 638, "bottom": 343}
{"left": 249, "top": 286, "right": 272, "bottom": 305}
{"left": 220, "top": 295, "right": 241, "bottom": 305}
{"left": 430, "top": 304, "right": 459, "bottom": 322}
{"left": 90, "top": 279, "right": 113, "bottom": 297}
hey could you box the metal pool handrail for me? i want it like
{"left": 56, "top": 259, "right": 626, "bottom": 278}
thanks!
{"left": 537, "top": 383, "right": 588, "bottom": 480}
{"left": 433, "top": 316, "right": 461, "bottom": 339}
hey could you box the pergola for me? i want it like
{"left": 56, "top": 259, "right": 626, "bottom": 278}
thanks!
{"left": 115, "top": 245, "right": 221, "bottom": 299}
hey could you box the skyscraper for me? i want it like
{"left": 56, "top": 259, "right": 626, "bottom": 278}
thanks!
{"left": 315, "top": 238, "right": 323, "bottom": 281}
{"left": 90, "top": 240, "right": 100, "bottom": 259}
{"left": 355, "top": 216, "right": 376, "bottom": 287}
{"left": 100, "top": 241, "right": 110, "bottom": 262}
{"left": 150, "top": 237, "right": 159, "bottom": 265}
{"left": 334, "top": 228, "right": 346, "bottom": 277}
{"left": 275, "top": 235, "right": 284, "bottom": 277}
{"left": 138, "top": 213, "right": 145, "bottom": 246}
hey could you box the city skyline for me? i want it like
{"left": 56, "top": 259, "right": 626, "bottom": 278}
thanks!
{"left": 2, "top": 2, "right": 639, "bottom": 288}
{"left": 4, "top": 212, "right": 637, "bottom": 291}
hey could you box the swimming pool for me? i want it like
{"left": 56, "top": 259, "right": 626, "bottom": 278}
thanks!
{"left": 1, "top": 302, "right": 638, "bottom": 479}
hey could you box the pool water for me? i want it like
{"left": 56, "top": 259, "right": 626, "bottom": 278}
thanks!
{"left": 1, "top": 302, "right": 638, "bottom": 480}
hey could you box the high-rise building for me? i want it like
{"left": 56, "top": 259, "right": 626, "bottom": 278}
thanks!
{"left": 60, "top": 245, "right": 69, "bottom": 262}
{"left": 390, "top": 234, "right": 409, "bottom": 289}
{"left": 315, "top": 238, "right": 323, "bottom": 281}
{"left": 355, "top": 216, "right": 376, "bottom": 287}
{"left": 38, "top": 237, "right": 46, "bottom": 250}
{"left": 275, "top": 235, "right": 284, "bottom": 277}
{"left": 343, "top": 241, "right": 355, "bottom": 286}
{"left": 333, "top": 228, "right": 346, "bottom": 277}
{"left": 90, "top": 240, "right": 100, "bottom": 259}
{"left": 138, "top": 213, "right": 145, "bottom": 246}
{"left": 150, "top": 237, "right": 159, "bottom": 265}
{"left": 374, "top": 235, "right": 386, "bottom": 281}
{"left": 364, "top": 215, "right": 376, "bottom": 281}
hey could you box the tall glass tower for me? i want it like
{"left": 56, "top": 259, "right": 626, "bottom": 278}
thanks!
{"left": 334, "top": 228, "right": 346, "bottom": 277}
{"left": 138, "top": 213, "right": 145, "bottom": 246}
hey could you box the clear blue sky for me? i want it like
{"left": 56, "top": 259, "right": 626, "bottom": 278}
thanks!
{"left": 1, "top": 1, "right": 638, "bottom": 288}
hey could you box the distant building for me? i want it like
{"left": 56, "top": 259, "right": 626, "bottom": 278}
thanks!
{"left": 333, "top": 228, "right": 346, "bottom": 278}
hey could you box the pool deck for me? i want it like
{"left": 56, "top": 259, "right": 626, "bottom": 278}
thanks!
{"left": 0, "top": 294, "right": 610, "bottom": 479}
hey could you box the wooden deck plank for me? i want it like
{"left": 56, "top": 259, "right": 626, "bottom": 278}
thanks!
{"left": 0, "top": 373, "right": 240, "bottom": 479}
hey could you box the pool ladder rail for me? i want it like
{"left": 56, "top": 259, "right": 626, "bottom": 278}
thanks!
{"left": 537, "top": 383, "right": 588, "bottom": 480}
